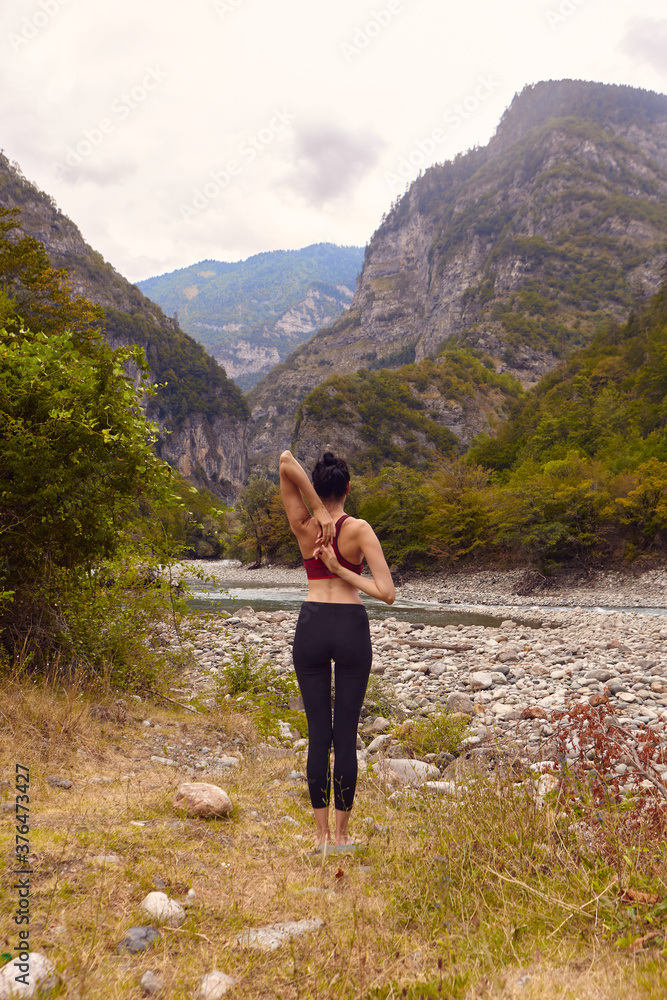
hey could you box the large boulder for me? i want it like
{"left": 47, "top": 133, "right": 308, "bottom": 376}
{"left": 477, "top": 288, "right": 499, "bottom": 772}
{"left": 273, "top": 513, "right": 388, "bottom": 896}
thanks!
{"left": 173, "top": 782, "right": 232, "bottom": 818}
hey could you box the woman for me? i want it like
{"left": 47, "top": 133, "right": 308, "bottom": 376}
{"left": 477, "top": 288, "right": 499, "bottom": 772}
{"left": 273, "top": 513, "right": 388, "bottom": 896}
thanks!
{"left": 279, "top": 449, "right": 395, "bottom": 849}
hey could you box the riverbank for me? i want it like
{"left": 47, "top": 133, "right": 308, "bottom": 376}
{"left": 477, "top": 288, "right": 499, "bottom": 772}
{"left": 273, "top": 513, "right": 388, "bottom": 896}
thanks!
{"left": 181, "top": 560, "right": 667, "bottom": 609}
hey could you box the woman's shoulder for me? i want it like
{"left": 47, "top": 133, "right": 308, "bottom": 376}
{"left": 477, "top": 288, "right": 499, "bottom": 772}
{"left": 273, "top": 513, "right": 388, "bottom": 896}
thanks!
{"left": 342, "top": 515, "right": 373, "bottom": 536}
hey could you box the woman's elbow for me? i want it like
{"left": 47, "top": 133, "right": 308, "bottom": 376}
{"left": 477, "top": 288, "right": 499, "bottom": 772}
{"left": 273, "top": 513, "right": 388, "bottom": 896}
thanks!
{"left": 383, "top": 587, "right": 396, "bottom": 606}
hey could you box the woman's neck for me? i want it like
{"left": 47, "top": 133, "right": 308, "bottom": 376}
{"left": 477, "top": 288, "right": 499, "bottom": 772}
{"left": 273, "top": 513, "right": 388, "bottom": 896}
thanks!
{"left": 323, "top": 499, "right": 346, "bottom": 518}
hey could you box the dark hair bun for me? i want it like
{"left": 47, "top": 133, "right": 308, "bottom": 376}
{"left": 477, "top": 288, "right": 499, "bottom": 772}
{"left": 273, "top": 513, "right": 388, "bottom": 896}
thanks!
{"left": 312, "top": 451, "right": 350, "bottom": 500}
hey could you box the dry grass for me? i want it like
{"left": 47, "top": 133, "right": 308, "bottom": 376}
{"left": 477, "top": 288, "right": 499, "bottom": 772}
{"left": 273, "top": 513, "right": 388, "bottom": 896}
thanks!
{"left": 1, "top": 676, "right": 667, "bottom": 999}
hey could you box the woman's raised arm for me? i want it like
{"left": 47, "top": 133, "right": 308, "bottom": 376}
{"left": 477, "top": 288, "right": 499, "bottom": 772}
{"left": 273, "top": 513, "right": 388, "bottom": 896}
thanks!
{"left": 279, "top": 451, "right": 335, "bottom": 543}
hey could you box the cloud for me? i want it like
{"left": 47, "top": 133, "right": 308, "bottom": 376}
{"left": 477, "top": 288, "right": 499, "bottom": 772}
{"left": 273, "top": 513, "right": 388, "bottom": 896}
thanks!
{"left": 54, "top": 158, "right": 138, "bottom": 188}
{"left": 620, "top": 17, "right": 667, "bottom": 80}
{"left": 286, "top": 121, "right": 385, "bottom": 204}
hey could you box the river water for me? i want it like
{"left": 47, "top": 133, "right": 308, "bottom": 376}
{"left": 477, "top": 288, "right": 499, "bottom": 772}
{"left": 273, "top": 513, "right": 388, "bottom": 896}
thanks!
{"left": 186, "top": 578, "right": 667, "bottom": 629}
{"left": 188, "top": 581, "right": 547, "bottom": 628}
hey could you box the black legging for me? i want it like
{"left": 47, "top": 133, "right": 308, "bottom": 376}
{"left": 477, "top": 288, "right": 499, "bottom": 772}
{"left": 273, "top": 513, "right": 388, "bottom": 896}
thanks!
{"left": 292, "top": 602, "right": 372, "bottom": 811}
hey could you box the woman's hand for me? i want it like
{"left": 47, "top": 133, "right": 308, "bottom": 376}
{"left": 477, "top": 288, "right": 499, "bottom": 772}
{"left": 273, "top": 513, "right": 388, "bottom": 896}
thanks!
{"left": 312, "top": 541, "right": 341, "bottom": 574}
{"left": 315, "top": 508, "right": 335, "bottom": 545}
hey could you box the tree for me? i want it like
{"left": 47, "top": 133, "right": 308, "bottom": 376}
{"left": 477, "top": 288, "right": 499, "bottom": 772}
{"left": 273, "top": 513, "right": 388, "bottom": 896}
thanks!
{"left": 0, "top": 212, "right": 179, "bottom": 682}
{"left": 235, "top": 476, "right": 297, "bottom": 567}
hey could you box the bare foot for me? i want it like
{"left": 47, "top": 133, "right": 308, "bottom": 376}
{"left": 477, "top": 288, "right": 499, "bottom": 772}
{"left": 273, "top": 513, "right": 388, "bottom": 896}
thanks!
{"left": 315, "top": 831, "right": 331, "bottom": 847}
{"left": 334, "top": 834, "right": 359, "bottom": 846}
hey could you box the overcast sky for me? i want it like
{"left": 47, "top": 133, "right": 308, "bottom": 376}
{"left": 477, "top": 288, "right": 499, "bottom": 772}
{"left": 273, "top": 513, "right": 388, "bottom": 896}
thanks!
{"left": 1, "top": 0, "right": 666, "bottom": 283}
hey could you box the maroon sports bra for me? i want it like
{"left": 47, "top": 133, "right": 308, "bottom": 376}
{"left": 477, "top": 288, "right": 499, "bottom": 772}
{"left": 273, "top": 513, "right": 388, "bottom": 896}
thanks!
{"left": 303, "top": 514, "right": 364, "bottom": 580}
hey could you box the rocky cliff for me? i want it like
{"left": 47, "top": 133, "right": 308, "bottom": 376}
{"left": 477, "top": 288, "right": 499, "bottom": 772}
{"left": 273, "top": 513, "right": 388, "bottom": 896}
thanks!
{"left": 249, "top": 81, "right": 667, "bottom": 471}
{"left": 0, "top": 153, "right": 248, "bottom": 498}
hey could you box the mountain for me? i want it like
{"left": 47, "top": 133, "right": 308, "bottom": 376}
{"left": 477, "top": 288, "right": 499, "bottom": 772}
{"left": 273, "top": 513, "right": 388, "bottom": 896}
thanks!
{"left": 249, "top": 80, "right": 667, "bottom": 473}
{"left": 0, "top": 152, "right": 249, "bottom": 498}
{"left": 137, "top": 244, "right": 364, "bottom": 390}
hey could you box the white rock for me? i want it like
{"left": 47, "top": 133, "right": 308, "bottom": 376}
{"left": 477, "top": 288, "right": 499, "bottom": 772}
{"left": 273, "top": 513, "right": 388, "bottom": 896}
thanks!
{"left": 423, "top": 780, "right": 461, "bottom": 795}
{"left": 0, "top": 953, "right": 59, "bottom": 999}
{"left": 173, "top": 782, "right": 232, "bottom": 818}
{"left": 366, "top": 734, "right": 392, "bottom": 753}
{"left": 140, "top": 970, "right": 164, "bottom": 996}
{"left": 238, "top": 918, "right": 323, "bottom": 951}
{"left": 197, "top": 971, "right": 236, "bottom": 998}
{"left": 471, "top": 672, "right": 493, "bottom": 691}
{"left": 372, "top": 759, "right": 440, "bottom": 787}
{"left": 446, "top": 691, "right": 474, "bottom": 715}
{"left": 140, "top": 891, "right": 186, "bottom": 927}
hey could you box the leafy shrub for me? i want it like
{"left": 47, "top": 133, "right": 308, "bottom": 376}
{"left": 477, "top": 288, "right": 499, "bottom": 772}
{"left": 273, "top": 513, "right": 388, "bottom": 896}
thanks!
{"left": 394, "top": 711, "right": 469, "bottom": 756}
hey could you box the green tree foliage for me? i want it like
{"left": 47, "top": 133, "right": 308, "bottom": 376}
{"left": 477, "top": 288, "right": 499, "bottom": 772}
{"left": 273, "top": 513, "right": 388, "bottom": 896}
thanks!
{"left": 104, "top": 307, "right": 249, "bottom": 428}
{"left": 233, "top": 476, "right": 300, "bottom": 567}
{"left": 356, "top": 466, "right": 432, "bottom": 569}
{"left": 158, "top": 472, "right": 230, "bottom": 559}
{"left": 296, "top": 348, "right": 520, "bottom": 475}
{"left": 0, "top": 216, "right": 184, "bottom": 683}
{"left": 0, "top": 207, "right": 103, "bottom": 338}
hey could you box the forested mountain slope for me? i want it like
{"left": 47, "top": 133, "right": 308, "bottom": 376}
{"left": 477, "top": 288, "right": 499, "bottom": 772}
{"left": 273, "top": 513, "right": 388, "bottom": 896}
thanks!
{"left": 138, "top": 244, "right": 363, "bottom": 390}
{"left": 249, "top": 81, "right": 667, "bottom": 473}
{"left": 0, "top": 153, "right": 248, "bottom": 497}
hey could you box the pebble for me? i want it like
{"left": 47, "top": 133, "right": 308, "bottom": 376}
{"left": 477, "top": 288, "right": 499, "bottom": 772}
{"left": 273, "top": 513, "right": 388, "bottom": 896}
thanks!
{"left": 372, "top": 759, "right": 441, "bottom": 786}
{"left": 46, "top": 777, "right": 72, "bottom": 790}
{"left": 238, "top": 918, "right": 324, "bottom": 951}
{"left": 116, "top": 926, "right": 160, "bottom": 954}
{"left": 0, "top": 953, "right": 59, "bottom": 999}
{"left": 140, "top": 971, "right": 164, "bottom": 996}
{"left": 197, "top": 972, "right": 236, "bottom": 998}
{"left": 140, "top": 892, "right": 186, "bottom": 928}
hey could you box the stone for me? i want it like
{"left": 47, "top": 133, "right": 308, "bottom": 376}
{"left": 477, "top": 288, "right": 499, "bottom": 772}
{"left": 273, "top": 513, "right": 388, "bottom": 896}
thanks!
{"left": 446, "top": 692, "right": 474, "bottom": 715}
{"left": 521, "top": 706, "right": 547, "bottom": 720}
{"left": 366, "top": 734, "right": 392, "bottom": 753}
{"left": 237, "top": 918, "right": 324, "bottom": 951}
{"left": 140, "top": 892, "right": 186, "bottom": 927}
{"left": 363, "top": 716, "right": 392, "bottom": 734}
{"left": 215, "top": 756, "right": 240, "bottom": 768}
{"left": 173, "top": 782, "right": 232, "bottom": 818}
{"left": 423, "top": 780, "right": 460, "bottom": 795}
{"left": 493, "top": 704, "right": 521, "bottom": 721}
{"left": 46, "top": 776, "right": 72, "bottom": 790}
{"left": 140, "top": 971, "right": 164, "bottom": 996}
{"left": 197, "top": 971, "right": 236, "bottom": 998}
{"left": 0, "top": 953, "right": 59, "bottom": 999}
{"left": 372, "top": 759, "right": 440, "bottom": 787}
{"left": 496, "top": 649, "right": 519, "bottom": 663}
{"left": 117, "top": 926, "right": 160, "bottom": 954}
{"left": 471, "top": 672, "right": 493, "bottom": 691}
{"left": 90, "top": 854, "right": 122, "bottom": 866}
